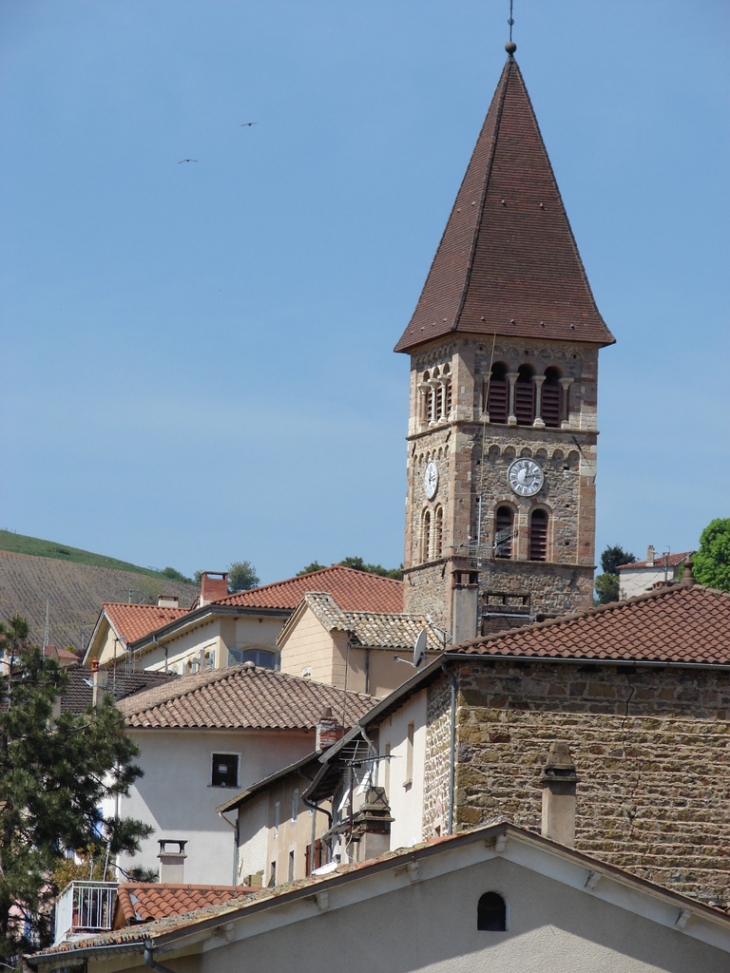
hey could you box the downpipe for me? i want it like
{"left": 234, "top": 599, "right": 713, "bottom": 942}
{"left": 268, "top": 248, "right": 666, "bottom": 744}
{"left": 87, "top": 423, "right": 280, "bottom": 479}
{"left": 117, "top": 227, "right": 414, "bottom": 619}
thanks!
{"left": 144, "top": 942, "right": 177, "bottom": 973}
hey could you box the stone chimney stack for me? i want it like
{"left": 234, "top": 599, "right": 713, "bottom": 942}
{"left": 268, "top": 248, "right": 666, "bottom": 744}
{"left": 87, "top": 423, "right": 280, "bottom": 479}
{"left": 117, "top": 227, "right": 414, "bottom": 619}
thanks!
{"left": 199, "top": 572, "right": 229, "bottom": 606}
{"left": 351, "top": 786, "right": 395, "bottom": 862}
{"left": 540, "top": 742, "right": 578, "bottom": 848}
{"left": 451, "top": 567, "right": 479, "bottom": 644}
{"left": 646, "top": 545, "right": 655, "bottom": 567}
{"left": 157, "top": 839, "right": 187, "bottom": 883}
{"left": 683, "top": 559, "right": 695, "bottom": 588}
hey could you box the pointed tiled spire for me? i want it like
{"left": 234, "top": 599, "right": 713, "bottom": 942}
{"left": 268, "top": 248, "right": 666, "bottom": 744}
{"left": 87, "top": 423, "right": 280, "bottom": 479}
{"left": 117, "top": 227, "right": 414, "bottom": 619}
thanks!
{"left": 395, "top": 57, "right": 614, "bottom": 353}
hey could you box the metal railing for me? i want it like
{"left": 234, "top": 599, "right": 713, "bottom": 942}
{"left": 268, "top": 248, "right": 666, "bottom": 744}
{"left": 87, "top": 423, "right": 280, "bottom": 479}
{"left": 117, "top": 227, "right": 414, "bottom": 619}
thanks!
{"left": 54, "top": 881, "right": 117, "bottom": 945}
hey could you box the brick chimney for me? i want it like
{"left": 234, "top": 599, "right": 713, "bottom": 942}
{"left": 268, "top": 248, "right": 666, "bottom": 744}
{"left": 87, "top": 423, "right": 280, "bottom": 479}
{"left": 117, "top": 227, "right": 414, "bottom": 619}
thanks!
{"left": 157, "top": 839, "right": 187, "bottom": 883}
{"left": 316, "top": 707, "right": 345, "bottom": 752}
{"left": 199, "top": 572, "right": 229, "bottom": 606}
{"left": 540, "top": 742, "right": 578, "bottom": 848}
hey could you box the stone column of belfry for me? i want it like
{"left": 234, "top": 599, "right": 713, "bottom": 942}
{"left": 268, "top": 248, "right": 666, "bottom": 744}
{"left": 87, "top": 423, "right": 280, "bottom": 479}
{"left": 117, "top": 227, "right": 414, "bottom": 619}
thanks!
{"left": 396, "top": 44, "right": 614, "bottom": 639}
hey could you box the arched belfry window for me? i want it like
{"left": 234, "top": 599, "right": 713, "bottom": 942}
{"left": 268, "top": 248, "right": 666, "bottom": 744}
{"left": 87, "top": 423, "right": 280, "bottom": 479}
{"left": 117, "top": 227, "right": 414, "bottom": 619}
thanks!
{"left": 477, "top": 892, "right": 507, "bottom": 931}
{"left": 542, "top": 367, "right": 562, "bottom": 427}
{"left": 494, "top": 506, "right": 514, "bottom": 559}
{"left": 514, "top": 365, "right": 535, "bottom": 425}
{"left": 421, "top": 509, "right": 431, "bottom": 563}
{"left": 486, "top": 363, "right": 508, "bottom": 423}
{"left": 529, "top": 509, "right": 548, "bottom": 561}
{"left": 433, "top": 506, "right": 444, "bottom": 558}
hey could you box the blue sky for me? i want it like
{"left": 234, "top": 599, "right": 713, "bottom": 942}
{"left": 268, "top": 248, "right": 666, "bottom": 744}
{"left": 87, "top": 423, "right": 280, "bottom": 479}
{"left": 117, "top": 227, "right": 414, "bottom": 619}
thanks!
{"left": 1, "top": 1, "right": 728, "bottom": 584}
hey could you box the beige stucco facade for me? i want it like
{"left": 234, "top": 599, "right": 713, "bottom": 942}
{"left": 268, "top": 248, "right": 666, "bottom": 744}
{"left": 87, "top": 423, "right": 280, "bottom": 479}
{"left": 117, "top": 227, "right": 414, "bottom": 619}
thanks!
{"left": 278, "top": 603, "right": 439, "bottom": 698}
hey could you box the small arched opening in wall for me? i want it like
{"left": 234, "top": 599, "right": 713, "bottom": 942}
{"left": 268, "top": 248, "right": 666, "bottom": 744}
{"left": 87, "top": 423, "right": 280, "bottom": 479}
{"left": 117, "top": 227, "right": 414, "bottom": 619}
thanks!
{"left": 486, "top": 362, "right": 509, "bottom": 422}
{"left": 514, "top": 364, "right": 535, "bottom": 425}
{"left": 542, "top": 366, "right": 562, "bottom": 427}
{"left": 477, "top": 891, "right": 507, "bottom": 931}
{"left": 420, "top": 508, "right": 431, "bottom": 563}
{"left": 529, "top": 507, "right": 550, "bottom": 562}
{"left": 494, "top": 505, "right": 516, "bottom": 559}
{"left": 433, "top": 505, "right": 444, "bottom": 558}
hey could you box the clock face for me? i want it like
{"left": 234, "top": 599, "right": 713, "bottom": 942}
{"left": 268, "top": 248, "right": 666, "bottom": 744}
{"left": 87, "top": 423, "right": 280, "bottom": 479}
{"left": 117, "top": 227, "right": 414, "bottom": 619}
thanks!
{"left": 424, "top": 461, "right": 439, "bottom": 500}
{"left": 507, "top": 458, "right": 544, "bottom": 497}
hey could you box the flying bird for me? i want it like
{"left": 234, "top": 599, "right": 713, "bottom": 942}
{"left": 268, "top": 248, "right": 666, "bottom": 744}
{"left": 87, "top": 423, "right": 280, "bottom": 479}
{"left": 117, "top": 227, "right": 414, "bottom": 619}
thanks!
{"left": 240, "top": 122, "right": 257, "bottom": 127}
{"left": 178, "top": 158, "right": 198, "bottom": 164}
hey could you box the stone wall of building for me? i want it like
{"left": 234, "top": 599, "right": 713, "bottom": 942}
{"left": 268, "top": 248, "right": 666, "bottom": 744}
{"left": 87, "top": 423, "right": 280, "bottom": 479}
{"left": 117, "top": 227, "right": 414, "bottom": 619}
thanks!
{"left": 449, "top": 659, "right": 730, "bottom": 911}
{"left": 422, "top": 676, "right": 452, "bottom": 839}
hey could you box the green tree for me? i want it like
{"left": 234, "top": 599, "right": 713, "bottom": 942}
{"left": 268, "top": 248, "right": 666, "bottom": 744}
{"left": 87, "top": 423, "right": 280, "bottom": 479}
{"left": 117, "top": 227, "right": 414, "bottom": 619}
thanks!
{"left": 0, "top": 617, "right": 151, "bottom": 959}
{"left": 594, "top": 544, "right": 636, "bottom": 605}
{"left": 227, "top": 561, "right": 260, "bottom": 593}
{"left": 297, "top": 561, "right": 327, "bottom": 576}
{"left": 297, "top": 557, "right": 404, "bottom": 580}
{"left": 161, "top": 566, "right": 192, "bottom": 584}
{"left": 693, "top": 518, "right": 730, "bottom": 592}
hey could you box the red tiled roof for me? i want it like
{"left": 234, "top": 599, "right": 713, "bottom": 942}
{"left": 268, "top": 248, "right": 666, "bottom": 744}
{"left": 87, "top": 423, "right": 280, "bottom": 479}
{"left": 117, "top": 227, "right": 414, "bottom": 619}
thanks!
{"left": 115, "top": 884, "right": 254, "bottom": 927}
{"left": 395, "top": 56, "right": 614, "bottom": 353}
{"left": 215, "top": 565, "right": 403, "bottom": 614}
{"left": 617, "top": 551, "right": 693, "bottom": 571}
{"left": 103, "top": 603, "right": 190, "bottom": 645}
{"left": 453, "top": 581, "right": 730, "bottom": 666}
{"left": 118, "top": 663, "right": 376, "bottom": 730}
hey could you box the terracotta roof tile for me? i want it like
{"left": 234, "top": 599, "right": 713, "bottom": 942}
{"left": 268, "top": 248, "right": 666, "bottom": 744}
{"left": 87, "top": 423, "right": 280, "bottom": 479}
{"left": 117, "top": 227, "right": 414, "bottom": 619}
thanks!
{"left": 452, "top": 582, "right": 730, "bottom": 666}
{"left": 617, "top": 551, "right": 693, "bottom": 571}
{"left": 215, "top": 565, "right": 403, "bottom": 613}
{"left": 395, "top": 56, "right": 613, "bottom": 353}
{"left": 103, "top": 603, "right": 190, "bottom": 645}
{"left": 117, "top": 663, "right": 376, "bottom": 730}
{"left": 59, "top": 666, "right": 177, "bottom": 714}
{"left": 115, "top": 883, "right": 254, "bottom": 927}
{"left": 300, "top": 594, "right": 433, "bottom": 650}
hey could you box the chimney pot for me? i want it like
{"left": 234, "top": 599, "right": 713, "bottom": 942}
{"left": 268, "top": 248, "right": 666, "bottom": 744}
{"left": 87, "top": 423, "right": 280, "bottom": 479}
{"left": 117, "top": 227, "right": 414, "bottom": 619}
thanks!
{"left": 541, "top": 742, "right": 578, "bottom": 848}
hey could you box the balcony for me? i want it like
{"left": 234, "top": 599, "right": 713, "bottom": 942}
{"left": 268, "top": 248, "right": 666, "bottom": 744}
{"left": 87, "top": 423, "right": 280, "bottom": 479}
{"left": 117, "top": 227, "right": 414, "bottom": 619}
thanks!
{"left": 54, "top": 881, "right": 117, "bottom": 945}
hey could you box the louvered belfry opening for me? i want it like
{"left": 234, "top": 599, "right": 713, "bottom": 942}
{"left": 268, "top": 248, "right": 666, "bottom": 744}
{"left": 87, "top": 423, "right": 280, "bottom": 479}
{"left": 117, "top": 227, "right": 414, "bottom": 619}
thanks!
{"left": 514, "top": 365, "right": 535, "bottom": 425}
{"left": 421, "top": 509, "right": 431, "bottom": 563}
{"left": 529, "top": 509, "right": 548, "bottom": 561}
{"left": 486, "top": 362, "right": 509, "bottom": 422}
{"left": 542, "top": 367, "right": 562, "bottom": 427}
{"left": 494, "top": 506, "right": 514, "bottom": 559}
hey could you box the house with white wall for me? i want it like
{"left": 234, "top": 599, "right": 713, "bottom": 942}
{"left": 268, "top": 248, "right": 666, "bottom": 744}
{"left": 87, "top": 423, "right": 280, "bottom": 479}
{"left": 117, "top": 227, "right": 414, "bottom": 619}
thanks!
{"left": 114, "top": 664, "right": 376, "bottom": 886}
{"left": 617, "top": 548, "right": 694, "bottom": 599}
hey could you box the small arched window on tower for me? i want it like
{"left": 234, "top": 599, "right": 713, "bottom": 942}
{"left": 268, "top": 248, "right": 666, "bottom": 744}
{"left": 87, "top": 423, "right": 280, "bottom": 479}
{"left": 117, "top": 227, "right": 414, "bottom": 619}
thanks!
{"left": 486, "top": 362, "right": 509, "bottom": 423}
{"left": 494, "top": 506, "right": 514, "bottom": 559}
{"left": 421, "top": 508, "right": 431, "bottom": 563}
{"left": 541, "top": 367, "right": 562, "bottom": 427}
{"left": 477, "top": 892, "right": 507, "bottom": 931}
{"left": 529, "top": 509, "right": 548, "bottom": 561}
{"left": 442, "top": 363, "right": 452, "bottom": 418}
{"left": 514, "top": 365, "right": 535, "bottom": 425}
{"left": 433, "top": 506, "right": 444, "bottom": 558}
{"left": 421, "top": 371, "right": 434, "bottom": 424}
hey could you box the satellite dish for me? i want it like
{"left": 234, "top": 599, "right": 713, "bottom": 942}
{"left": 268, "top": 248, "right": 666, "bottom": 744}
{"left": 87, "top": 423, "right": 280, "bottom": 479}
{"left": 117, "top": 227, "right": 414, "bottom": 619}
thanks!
{"left": 413, "top": 629, "right": 427, "bottom": 668}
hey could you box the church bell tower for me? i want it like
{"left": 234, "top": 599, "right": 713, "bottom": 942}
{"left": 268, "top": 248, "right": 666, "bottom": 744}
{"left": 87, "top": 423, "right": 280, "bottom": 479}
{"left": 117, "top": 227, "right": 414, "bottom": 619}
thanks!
{"left": 396, "top": 47, "right": 614, "bottom": 641}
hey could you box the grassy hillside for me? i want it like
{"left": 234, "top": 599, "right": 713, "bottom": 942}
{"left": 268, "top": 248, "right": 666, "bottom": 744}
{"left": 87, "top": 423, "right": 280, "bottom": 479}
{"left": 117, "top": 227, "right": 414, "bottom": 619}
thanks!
{"left": 0, "top": 536, "right": 200, "bottom": 653}
{"left": 0, "top": 530, "right": 191, "bottom": 583}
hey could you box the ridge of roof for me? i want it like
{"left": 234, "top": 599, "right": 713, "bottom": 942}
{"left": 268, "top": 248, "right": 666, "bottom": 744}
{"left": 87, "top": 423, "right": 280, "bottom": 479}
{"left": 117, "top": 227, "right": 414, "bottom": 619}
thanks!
{"left": 451, "top": 580, "right": 730, "bottom": 665}
{"left": 617, "top": 551, "right": 694, "bottom": 571}
{"left": 117, "top": 663, "right": 377, "bottom": 730}
{"left": 31, "top": 820, "right": 730, "bottom": 964}
{"left": 214, "top": 564, "right": 404, "bottom": 613}
{"left": 395, "top": 56, "right": 614, "bottom": 353}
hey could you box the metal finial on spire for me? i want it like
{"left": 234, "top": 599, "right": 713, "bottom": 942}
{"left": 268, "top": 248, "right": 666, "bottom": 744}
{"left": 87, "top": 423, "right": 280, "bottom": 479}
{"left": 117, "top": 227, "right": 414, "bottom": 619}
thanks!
{"left": 505, "top": 0, "right": 517, "bottom": 55}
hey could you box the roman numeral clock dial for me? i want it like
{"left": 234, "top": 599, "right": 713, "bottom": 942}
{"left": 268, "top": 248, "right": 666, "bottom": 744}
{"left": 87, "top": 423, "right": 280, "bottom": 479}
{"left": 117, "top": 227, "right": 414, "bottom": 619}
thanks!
{"left": 424, "top": 461, "right": 439, "bottom": 500}
{"left": 507, "top": 458, "right": 544, "bottom": 497}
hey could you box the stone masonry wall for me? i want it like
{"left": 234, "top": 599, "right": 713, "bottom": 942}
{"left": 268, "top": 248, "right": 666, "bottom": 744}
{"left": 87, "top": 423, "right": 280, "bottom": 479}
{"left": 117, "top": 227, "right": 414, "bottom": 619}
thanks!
{"left": 450, "top": 660, "right": 730, "bottom": 910}
{"left": 422, "top": 676, "right": 452, "bottom": 838}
